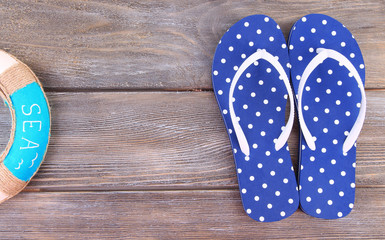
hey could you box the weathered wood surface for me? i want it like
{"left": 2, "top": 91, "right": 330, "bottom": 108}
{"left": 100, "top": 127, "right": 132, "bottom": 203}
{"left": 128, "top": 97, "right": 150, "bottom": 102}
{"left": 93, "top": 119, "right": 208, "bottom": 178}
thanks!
{"left": 0, "top": 188, "right": 383, "bottom": 239}
{"left": 0, "top": 1, "right": 384, "bottom": 239}
{"left": 0, "top": 0, "right": 383, "bottom": 90}
{"left": 0, "top": 91, "right": 383, "bottom": 190}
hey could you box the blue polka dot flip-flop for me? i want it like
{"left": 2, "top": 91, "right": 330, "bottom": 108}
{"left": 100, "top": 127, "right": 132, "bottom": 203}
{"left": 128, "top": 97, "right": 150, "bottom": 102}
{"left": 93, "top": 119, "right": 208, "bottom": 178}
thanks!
{"left": 288, "top": 14, "right": 366, "bottom": 219}
{"left": 212, "top": 15, "right": 299, "bottom": 222}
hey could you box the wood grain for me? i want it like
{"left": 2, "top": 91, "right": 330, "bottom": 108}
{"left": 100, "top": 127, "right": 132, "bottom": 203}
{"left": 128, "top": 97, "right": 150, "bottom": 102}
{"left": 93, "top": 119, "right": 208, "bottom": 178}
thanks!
{"left": 0, "top": 91, "right": 382, "bottom": 190}
{"left": 0, "top": 188, "right": 383, "bottom": 239}
{"left": 0, "top": 0, "right": 385, "bottom": 239}
{"left": 0, "top": 1, "right": 383, "bottom": 238}
{"left": 0, "top": 0, "right": 383, "bottom": 90}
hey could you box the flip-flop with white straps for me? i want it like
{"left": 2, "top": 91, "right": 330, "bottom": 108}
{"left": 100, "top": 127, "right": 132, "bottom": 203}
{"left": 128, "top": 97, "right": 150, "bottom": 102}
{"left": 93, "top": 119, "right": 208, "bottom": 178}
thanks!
{"left": 212, "top": 15, "right": 299, "bottom": 222}
{"left": 289, "top": 14, "right": 366, "bottom": 219}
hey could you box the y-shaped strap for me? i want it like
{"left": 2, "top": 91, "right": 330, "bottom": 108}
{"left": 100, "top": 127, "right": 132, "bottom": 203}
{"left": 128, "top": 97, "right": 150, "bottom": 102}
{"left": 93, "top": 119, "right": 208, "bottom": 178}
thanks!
{"left": 298, "top": 48, "right": 366, "bottom": 153}
{"left": 229, "top": 49, "right": 295, "bottom": 157}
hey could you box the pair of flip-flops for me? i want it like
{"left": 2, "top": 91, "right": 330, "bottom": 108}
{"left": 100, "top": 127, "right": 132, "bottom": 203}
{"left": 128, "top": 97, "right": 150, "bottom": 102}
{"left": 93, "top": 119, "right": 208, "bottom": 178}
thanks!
{"left": 212, "top": 14, "right": 366, "bottom": 222}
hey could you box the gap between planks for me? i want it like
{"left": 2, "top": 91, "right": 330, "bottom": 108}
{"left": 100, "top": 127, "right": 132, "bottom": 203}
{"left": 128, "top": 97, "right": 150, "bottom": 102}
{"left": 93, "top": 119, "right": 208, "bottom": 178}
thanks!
{"left": 22, "top": 185, "right": 385, "bottom": 193}
{"left": 44, "top": 87, "right": 385, "bottom": 93}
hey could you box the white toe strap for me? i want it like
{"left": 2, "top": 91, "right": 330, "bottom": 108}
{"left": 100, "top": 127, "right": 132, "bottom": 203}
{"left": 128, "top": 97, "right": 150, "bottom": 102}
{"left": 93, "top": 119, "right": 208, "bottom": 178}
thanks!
{"left": 229, "top": 49, "right": 295, "bottom": 157}
{"left": 298, "top": 48, "right": 366, "bottom": 153}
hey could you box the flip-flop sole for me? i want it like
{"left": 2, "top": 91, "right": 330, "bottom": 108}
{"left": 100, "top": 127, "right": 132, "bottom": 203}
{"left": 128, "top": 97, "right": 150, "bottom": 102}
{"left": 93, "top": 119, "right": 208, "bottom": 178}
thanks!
{"left": 212, "top": 15, "right": 299, "bottom": 222}
{"left": 289, "top": 14, "right": 365, "bottom": 219}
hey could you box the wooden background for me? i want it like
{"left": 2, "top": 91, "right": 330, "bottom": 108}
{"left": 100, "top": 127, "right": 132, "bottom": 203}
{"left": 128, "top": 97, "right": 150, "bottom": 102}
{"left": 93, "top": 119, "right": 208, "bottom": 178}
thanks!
{"left": 0, "top": 0, "right": 384, "bottom": 239}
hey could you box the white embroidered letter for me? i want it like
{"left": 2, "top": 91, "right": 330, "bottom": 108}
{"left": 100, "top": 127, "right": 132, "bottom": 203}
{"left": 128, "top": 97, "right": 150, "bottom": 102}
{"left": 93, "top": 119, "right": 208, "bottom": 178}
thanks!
{"left": 22, "top": 104, "right": 41, "bottom": 116}
{"left": 20, "top": 137, "right": 39, "bottom": 150}
{"left": 23, "top": 121, "right": 42, "bottom": 132}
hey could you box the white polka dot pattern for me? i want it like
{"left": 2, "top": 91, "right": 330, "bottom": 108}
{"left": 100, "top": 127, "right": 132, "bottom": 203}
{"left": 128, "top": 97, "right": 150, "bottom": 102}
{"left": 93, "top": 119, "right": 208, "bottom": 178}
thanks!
{"left": 212, "top": 15, "right": 299, "bottom": 222}
{"left": 289, "top": 14, "right": 365, "bottom": 219}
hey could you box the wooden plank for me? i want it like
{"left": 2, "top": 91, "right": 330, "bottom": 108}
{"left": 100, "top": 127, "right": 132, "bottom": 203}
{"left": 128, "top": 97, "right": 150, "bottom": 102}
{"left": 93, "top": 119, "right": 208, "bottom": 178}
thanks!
{"left": 0, "top": 0, "right": 383, "bottom": 90}
{"left": 0, "top": 90, "right": 383, "bottom": 190}
{"left": 0, "top": 188, "right": 383, "bottom": 239}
